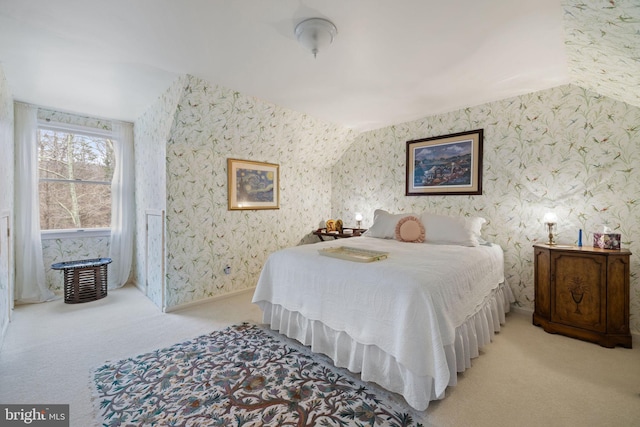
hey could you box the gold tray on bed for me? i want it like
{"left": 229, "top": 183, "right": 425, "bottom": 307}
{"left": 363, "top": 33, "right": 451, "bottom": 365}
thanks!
{"left": 318, "top": 246, "right": 389, "bottom": 262}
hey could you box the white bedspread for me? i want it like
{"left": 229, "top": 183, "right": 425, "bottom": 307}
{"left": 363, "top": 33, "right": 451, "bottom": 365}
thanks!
{"left": 252, "top": 237, "right": 505, "bottom": 400}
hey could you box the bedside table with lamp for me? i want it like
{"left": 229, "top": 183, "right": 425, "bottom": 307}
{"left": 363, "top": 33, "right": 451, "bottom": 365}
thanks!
{"left": 533, "top": 213, "right": 632, "bottom": 348}
{"left": 312, "top": 213, "right": 367, "bottom": 241}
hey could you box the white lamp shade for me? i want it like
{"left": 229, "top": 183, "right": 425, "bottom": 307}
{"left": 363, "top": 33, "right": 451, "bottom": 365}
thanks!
{"left": 355, "top": 213, "right": 363, "bottom": 222}
{"left": 543, "top": 212, "right": 558, "bottom": 224}
{"left": 295, "top": 18, "right": 337, "bottom": 57}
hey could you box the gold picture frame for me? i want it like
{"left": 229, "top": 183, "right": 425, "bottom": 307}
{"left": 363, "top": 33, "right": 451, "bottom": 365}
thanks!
{"left": 227, "top": 158, "right": 279, "bottom": 210}
{"left": 406, "top": 129, "right": 483, "bottom": 196}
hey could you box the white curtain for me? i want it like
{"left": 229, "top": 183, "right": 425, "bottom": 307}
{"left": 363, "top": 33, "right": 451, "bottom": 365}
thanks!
{"left": 108, "top": 122, "right": 135, "bottom": 289}
{"left": 14, "top": 103, "right": 55, "bottom": 303}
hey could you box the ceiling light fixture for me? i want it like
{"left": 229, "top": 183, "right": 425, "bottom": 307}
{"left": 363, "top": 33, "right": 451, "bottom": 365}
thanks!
{"left": 294, "top": 17, "right": 337, "bottom": 58}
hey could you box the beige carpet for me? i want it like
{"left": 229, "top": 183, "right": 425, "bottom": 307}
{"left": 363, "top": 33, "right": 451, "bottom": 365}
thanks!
{"left": 0, "top": 285, "right": 638, "bottom": 427}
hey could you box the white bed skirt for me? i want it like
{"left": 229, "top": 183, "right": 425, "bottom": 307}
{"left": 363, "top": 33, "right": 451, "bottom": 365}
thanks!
{"left": 258, "top": 281, "right": 514, "bottom": 411}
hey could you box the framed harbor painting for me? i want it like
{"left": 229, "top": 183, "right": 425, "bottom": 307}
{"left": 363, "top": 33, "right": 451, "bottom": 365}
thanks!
{"left": 227, "top": 158, "right": 279, "bottom": 210}
{"left": 406, "top": 129, "right": 483, "bottom": 196}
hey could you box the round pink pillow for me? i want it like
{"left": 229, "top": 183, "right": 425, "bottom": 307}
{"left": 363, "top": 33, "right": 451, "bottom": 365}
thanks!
{"left": 395, "top": 216, "right": 425, "bottom": 243}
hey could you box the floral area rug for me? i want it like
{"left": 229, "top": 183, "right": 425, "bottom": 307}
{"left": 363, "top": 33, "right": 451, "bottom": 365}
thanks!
{"left": 92, "top": 323, "right": 426, "bottom": 426}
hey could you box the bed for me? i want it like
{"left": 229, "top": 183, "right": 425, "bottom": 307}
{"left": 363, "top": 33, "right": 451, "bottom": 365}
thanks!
{"left": 252, "top": 210, "right": 514, "bottom": 411}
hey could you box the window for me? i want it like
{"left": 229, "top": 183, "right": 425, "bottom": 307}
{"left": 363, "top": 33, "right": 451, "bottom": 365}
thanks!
{"left": 38, "top": 124, "right": 114, "bottom": 232}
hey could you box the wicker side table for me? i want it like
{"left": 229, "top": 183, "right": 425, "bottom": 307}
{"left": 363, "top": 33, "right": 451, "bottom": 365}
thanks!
{"left": 51, "top": 258, "right": 112, "bottom": 304}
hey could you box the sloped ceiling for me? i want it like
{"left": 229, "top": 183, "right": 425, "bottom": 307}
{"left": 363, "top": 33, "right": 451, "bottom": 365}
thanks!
{"left": 0, "top": 0, "right": 637, "bottom": 132}
{"left": 563, "top": 0, "right": 640, "bottom": 109}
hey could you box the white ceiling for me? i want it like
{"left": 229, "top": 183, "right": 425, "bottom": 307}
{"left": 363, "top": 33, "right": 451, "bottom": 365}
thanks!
{"left": 0, "top": 0, "right": 571, "bottom": 131}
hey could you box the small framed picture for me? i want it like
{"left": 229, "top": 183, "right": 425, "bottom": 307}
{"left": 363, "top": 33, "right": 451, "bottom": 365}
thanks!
{"left": 227, "top": 158, "right": 279, "bottom": 210}
{"left": 406, "top": 129, "right": 483, "bottom": 196}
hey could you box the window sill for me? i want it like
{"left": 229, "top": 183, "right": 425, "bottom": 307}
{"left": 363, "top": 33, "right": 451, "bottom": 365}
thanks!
{"left": 41, "top": 228, "right": 111, "bottom": 240}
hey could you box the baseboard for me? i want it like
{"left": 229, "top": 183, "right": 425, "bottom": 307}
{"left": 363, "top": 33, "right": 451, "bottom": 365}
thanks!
{"left": 510, "top": 303, "right": 640, "bottom": 348}
{"left": 164, "top": 287, "right": 256, "bottom": 313}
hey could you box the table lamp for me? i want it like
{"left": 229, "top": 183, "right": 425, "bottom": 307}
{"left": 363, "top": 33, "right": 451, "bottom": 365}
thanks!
{"left": 543, "top": 212, "right": 558, "bottom": 245}
{"left": 355, "top": 213, "right": 363, "bottom": 229}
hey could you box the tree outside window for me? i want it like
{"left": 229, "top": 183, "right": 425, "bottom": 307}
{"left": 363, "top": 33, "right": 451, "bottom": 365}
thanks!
{"left": 38, "top": 126, "right": 114, "bottom": 230}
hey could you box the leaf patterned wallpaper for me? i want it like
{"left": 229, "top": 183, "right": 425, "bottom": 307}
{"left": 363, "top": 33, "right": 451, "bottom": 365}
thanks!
{"left": 332, "top": 84, "right": 640, "bottom": 334}
{"left": 133, "top": 75, "right": 187, "bottom": 308}
{"left": 564, "top": 0, "right": 640, "bottom": 110}
{"left": 134, "top": 76, "right": 640, "bottom": 335}
{"left": 42, "top": 236, "right": 110, "bottom": 293}
{"left": 134, "top": 74, "right": 354, "bottom": 309}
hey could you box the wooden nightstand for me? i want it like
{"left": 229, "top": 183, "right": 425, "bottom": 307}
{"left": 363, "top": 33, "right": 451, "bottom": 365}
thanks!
{"left": 533, "top": 243, "right": 632, "bottom": 348}
{"left": 312, "top": 228, "right": 367, "bottom": 241}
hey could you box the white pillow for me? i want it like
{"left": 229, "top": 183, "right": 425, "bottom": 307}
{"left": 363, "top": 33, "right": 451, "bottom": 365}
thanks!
{"left": 420, "top": 212, "right": 486, "bottom": 247}
{"left": 364, "top": 209, "right": 416, "bottom": 239}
